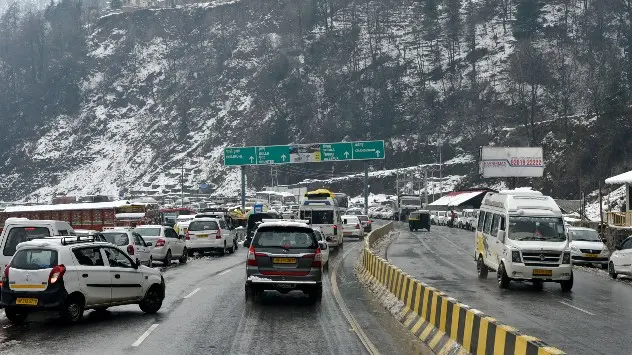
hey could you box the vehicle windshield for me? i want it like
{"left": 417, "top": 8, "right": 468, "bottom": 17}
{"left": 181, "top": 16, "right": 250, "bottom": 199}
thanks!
{"left": 300, "top": 210, "right": 334, "bottom": 224}
{"left": 189, "top": 221, "right": 219, "bottom": 231}
{"left": 134, "top": 228, "right": 162, "bottom": 237}
{"left": 569, "top": 229, "right": 601, "bottom": 242}
{"left": 3, "top": 227, "right": 52, "bottom": 256}
{"left": 11, "top": 249, "right": 58, "bottom": 270}
{"left": 508, "top": 217, "right": 566, "bottom": 242}
{"left": 100, "top": 232, "right": 130, "bottom": 246}
{"left": 254, "top": 227, "right": 318, "bottom": 249}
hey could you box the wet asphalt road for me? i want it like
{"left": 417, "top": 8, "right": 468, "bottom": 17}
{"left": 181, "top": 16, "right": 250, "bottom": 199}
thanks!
{"left": 387, "top": 222, "right": 632, "bottom": 355}
{"left": 0, "top": 233, "right": 423, "bottom": 355}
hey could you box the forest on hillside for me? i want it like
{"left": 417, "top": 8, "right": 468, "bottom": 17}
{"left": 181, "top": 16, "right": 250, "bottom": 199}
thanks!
{"left": 0, "top": 0, "right": 631, "bottom": 200}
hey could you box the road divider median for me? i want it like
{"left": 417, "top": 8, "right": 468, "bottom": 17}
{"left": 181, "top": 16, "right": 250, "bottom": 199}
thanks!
{"left": 358, "top": 222, "right": 566, "bottom": 355}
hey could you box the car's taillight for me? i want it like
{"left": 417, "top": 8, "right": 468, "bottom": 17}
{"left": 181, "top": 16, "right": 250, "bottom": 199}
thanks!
{"left": 186, "top": 231, "right": 190, "bottom": 240}
{"left": 49, "top": 265, "right": 66, "bottom": 285}
{"left": 127, "top": 244, "right": 135, "bottom": 255}
{"left": 355, "top": 224, "right": 360, "bottom": 229}
{"left": 216, "top": 229, "right": 222, "bottom": 239}
{"left": 247, "top": 245, "right": 257, "bottom": 266}
{"left": 155, "top": 239, "right": 166, "bottom": 247}
{"left": 333, "top": 225, "right": 337, "bottom": 235}
{"left": 312, "top": 248, "right": 322, "bottom": 268}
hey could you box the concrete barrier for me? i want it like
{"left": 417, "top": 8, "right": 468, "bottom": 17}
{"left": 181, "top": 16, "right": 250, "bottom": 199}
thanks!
{"left": 359, "top": 225, "right": 566, "bottom": 355}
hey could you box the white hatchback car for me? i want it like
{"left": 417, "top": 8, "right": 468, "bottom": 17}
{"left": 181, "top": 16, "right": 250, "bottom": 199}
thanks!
{"left": 609, "top": 236, "right": 632, "bottom": 279}
{"left": 134, "top": 225, "right": 187, "bottom": 266}
{"left": 341, "top": 215, "right": 364, "bottom": 239}
{"left": 185, "top": 218, "right": 236, "bottom": 256}
{"left": 98, "top": 228, "right": 153, "bottom": 267}
{"left": 0, "top": 237, "right": 165, "bottom": 325}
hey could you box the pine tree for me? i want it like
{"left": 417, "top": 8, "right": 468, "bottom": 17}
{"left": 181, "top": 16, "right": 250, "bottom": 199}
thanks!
{"left": 513, "top": 0, "right": 544, "bottom": 40}
{"left": 110, "top": 0, "right": 122, "bottom": 9}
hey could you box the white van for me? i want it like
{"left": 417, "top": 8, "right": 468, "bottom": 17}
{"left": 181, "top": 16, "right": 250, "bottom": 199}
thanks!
{"left": 462, "top": 209, "right": 478, "bottom": 230}
{"left": 474, "top": 189, "right": 573, "bottom": 291}
{"left": 0, "top": 219, "right": 75, "bottom": 277}
{"left": 299, "top": 192, "right": 343, "bottom": 247}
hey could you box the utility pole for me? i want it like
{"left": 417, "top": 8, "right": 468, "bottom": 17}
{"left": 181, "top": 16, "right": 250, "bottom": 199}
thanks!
{"left": 241, "top": 166, "right": 246, "bottom": 211}
{"left": 180, "top": 165, "right": 184, "bottom": 207}
{"left": 424, "top": 168, "right": 428, "bottom": 207}
{"left": 364, "top": 162, "right": 369, "bottom": 215}
{"left": 599, "top": 181, "right": 604, "bottom": 231}
{"left": 438, "top": 142, "right": 443, "bottom": 197}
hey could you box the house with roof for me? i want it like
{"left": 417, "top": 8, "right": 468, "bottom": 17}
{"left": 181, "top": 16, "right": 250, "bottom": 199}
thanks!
{"left": 605, "top": 170, "right": 632, "bottom": 228}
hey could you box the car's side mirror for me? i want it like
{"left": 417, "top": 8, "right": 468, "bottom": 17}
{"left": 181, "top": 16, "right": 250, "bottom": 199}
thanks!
{"left": 497, "top": 230, "right": 506, "bottom": 243}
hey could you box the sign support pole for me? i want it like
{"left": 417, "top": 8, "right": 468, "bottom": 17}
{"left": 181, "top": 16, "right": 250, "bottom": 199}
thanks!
{"left": 241, "top": 166, "right": 246, "bottom": 211}
{"left": 364, "top": 162, "right": 369, "bottom": 215}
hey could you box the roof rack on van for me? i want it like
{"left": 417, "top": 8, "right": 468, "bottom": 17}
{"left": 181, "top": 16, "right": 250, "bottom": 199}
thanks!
{"left": 60, "top": 236, "right": 97, "bottom": 245}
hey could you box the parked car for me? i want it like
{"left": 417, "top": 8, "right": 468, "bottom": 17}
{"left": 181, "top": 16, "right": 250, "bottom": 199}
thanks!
{"left": 186, "top": 217, "right": 236, "bottom": 256}
{"left": 245, "top": 221, "right": 324, "bottom": 302}
{"left": 0, "top": 236, "right": 165, "bottom": 325}
{"left": 98, "top": 228, "right": 153, "bottom": 267}
{"left": 341, "top": 215, "right": 364, "bottom": 239}
{"left": 436, "top": 211, "right": 448, "bottom": 225}
{"left": 567, "top": 227, "right": 609, "bottom": 269}
{"left": 134, "top": 225, "right": 187, "bottom": 266}
{"left": 346, "top": 208, "right": 364, "bottom": 216}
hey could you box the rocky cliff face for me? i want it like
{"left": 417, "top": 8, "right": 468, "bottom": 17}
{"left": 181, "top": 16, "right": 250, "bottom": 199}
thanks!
{"left": 0, "top": 0, "right": 630, "bottom": 202}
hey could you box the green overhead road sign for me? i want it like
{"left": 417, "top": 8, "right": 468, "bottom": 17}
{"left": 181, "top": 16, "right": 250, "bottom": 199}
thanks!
{"left": 223, "top": 140, "right": 385, "bottom": 166}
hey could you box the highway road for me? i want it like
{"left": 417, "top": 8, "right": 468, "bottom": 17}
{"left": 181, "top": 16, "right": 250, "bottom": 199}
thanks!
{"left": 0, "top": 235, "right": 425, "bottom": 355}
{"left": 386, "top": 222, "right": 632, "bottom": 355}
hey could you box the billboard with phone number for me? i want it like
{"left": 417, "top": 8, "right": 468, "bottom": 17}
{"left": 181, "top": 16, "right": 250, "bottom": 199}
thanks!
{"left": 479, "top": 147, "right": 544, "bottom": 178}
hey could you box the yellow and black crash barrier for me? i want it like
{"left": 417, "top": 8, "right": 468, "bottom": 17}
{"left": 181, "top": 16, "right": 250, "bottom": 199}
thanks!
{"left": 360, "top": 224, "right": 565, "bottom": 355}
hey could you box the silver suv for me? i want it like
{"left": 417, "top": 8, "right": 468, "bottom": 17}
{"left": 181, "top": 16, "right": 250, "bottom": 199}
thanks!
{"left": 245, "top": 221, "right": 324, "bottom": 302}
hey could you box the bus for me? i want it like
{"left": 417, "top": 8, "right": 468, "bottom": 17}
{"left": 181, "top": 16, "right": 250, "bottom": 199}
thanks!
{"left": 0, "top": 200, "right": 158, "bottom": 231}
{"left": 159, "top": 207, "right": 196, "bottom": 226}
{"left": 255, "top": 191, "right": 298, "bottom": 206}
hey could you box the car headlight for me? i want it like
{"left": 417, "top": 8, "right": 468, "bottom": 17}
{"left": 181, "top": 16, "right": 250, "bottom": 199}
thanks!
{"left": 511, "top": 250, "right": 522, "bottom": 263}
{"left": 562, "top": 252, "right": 571, "bottom": 264}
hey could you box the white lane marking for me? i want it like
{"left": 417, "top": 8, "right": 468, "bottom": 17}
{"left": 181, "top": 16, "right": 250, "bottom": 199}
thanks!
{"left": 218, "top": 268, "right": 232, "bottom": 276}
{"left": 132, "top": 323, "right": 159, "bottom": 347}
{"left": 558, "top": 301, "right": 595, "bottom": 315}
{"left": 183, "top": 288, "right": 201, "bottom": 299}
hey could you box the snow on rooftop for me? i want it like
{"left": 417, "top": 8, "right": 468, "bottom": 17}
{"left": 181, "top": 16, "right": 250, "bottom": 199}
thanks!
{"left": 5, "top": 200, "right": 132, "bottom": 213}
{"left": 605, "top": 170, "right": 632, "bottom": 185}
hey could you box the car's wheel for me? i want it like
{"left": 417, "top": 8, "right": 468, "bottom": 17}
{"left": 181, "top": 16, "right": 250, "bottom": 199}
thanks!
{"left": 59, "top": 295, "right": 84, "bottom": 324}
{"left": 139, "top": 285, "right": 163, "bottom": 314}
{"left": 308, "top": 285, "right": 323, "bottom": 303}
{"left": 219, "top": 242, "right": 226, "bottom": 256}
{"left": 163, "top": 250, "right": 172, "bottom": 266}
{"left": 561, "top": 273, "right": 574, "bottom": 292}
{"left": 5, "top": 307, "right": 28, "bottom": 325}
{"left": 477, "top": 255, "right": 488, "bottom": 279}
{"left": 532, "top": 280, "right": 544, "bottom": 290}
{"left": 179, "top": 249, "right": 188, "bottom": 264}
{"left": 609, "top": 262, "right": 618, "bottom": 279}
{"left": 497, "top": 263, "right": 511, "bottom": 289}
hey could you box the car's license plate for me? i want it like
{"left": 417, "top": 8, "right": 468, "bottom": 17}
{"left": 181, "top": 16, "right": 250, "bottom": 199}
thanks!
{"left": 584, "top": 253, "right": 599, "bottom": 258}
{"left": 16, "top": 298, "right": 38, "bottom": 306}
{"left": 343, "top": 232, "right": 351, "bottom": 235}
{"left": 272, "top": 257, "right": 296, "bottom": 264}
{"left": 532, "top": 269, "right": 553, "bottom": 276}
{"left": 197, "top": 234, "right": 208, "bottom": 238}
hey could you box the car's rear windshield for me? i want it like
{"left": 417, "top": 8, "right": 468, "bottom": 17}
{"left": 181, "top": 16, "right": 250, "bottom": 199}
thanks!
{"left": 135, "top": 228, "right": 161, "bottom": 237}
{"left": 3, "top": 227, "right": 52, "bottom": 256}
{"left": 11, "top": 249, "right": 58, "bottom": 270}
{"left": 254, "top": 227, "right": 318, "bottom": 249}
{"left": 189, "top": 221, "right": 219, "bottom": 231}
{"left": 100, "top": 233, "right": 129, "bottom": 246}
{"left": 343, "top": 217, "right": 359, "bottom": 224}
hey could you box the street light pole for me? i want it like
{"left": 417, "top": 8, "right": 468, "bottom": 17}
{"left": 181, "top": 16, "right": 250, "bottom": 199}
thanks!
{"left": 181, "top": 165, "right": 184, "bottom": 207}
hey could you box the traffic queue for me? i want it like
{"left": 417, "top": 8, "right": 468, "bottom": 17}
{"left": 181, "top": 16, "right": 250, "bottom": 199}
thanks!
{"left": 0, "top": 188, "right": 370, "bottom": 324}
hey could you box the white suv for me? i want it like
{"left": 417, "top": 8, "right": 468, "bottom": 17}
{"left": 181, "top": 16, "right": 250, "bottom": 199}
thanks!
{"left": 186, "top": 218, "right": 236, "bottom": 256}
{"left": 134, "top": 225, "right": 187, "bottom": 266}
{"left": 0, "top": 236, "right": 165, "bottom": 324}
